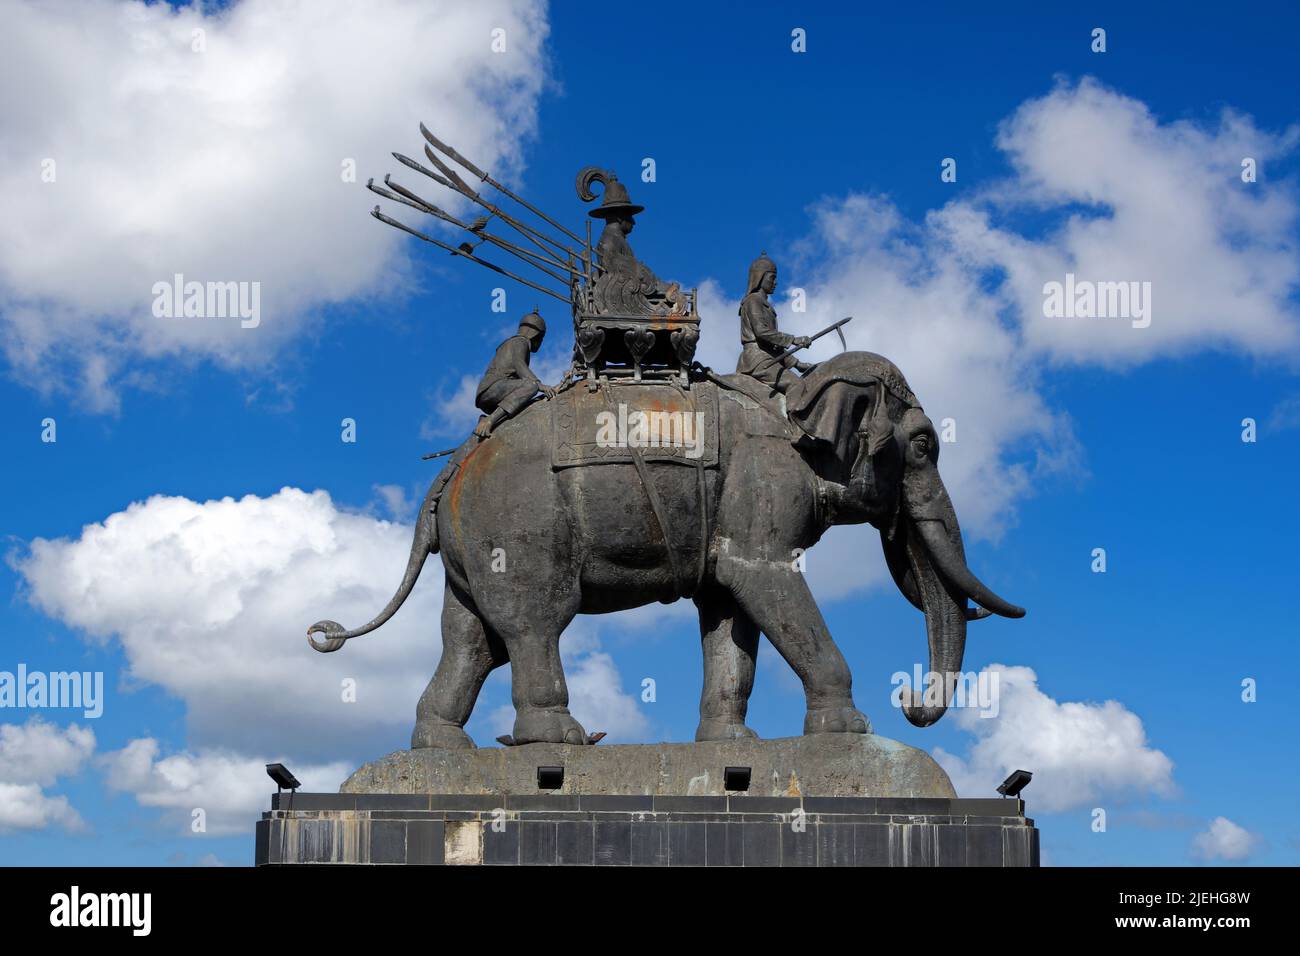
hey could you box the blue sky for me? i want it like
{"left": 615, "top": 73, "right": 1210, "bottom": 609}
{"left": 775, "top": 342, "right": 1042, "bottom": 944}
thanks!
{"left": 1, "top": 0, "right": 1297, "bottom": 867}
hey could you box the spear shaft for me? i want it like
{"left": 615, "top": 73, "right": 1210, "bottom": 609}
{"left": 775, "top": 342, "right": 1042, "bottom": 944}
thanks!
{"left": 419, "top": 145, "right": 578, "bottom": 266}
{"left": 381, "top": 175, "right": 578, "bottom": 285}
{"left": 420, "top": 123, "right": 586, "bottom": 246}
{"left": 371, "top": 207, "right": 570, "bottom": 304}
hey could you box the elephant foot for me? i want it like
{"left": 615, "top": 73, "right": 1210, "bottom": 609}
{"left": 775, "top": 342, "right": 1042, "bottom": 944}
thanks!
{"left": 695, "top": 717, "right": 759, "bottom": 742}
{"left": 804, "top": 705, "right": 871, "bottom": 736}
{"left": 411, "top": 719, "right": 476, "bottom": 750}
{"left": 512, "top": 707, "right": 588, "bottom": 746}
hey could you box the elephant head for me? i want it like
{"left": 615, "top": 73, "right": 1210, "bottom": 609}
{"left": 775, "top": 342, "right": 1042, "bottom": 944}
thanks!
{"left": 787, "top": 352, "right": 1025, "bottom": 727}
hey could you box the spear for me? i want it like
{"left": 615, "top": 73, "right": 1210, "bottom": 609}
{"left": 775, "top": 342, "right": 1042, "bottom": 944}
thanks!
{"left": 420, "top": 123, "right": 586, "bottom": 246}
{"left": 370, "top": 207, "right": 570, "bottom": 304}
{"left": 379, "top": 175, "right": 580, "bottom": 286}
{"left": 391, "top": 151, "right": 572, "bottom": 269}
{"left": 418, "top": 145, "right": 578, "bottom": 267}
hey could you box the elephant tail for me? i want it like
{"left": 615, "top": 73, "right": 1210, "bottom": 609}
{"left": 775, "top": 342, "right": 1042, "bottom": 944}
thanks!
{"left": 308, "top": 481, "right": 441, "bottom": 653}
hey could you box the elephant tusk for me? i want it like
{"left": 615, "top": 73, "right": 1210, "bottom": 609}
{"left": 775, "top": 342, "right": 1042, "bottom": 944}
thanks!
{"left": 913, "top": 519, "right": 1026, "bottom": 619}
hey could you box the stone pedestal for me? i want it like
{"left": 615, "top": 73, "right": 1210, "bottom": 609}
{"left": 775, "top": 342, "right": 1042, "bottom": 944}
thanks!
{"left": 256, "top": 792, "right": 1037, "bottom": 866}
{"left": 341, "top": 734, "right": 957, "bottom": 799}
{"left": 254, "top": 735, "right": 1038, "bottom": 867}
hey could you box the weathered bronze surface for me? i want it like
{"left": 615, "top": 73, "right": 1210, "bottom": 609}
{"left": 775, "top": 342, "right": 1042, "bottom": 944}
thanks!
{"left": 309, "top": 126, "right": 1026, "bottom": 750}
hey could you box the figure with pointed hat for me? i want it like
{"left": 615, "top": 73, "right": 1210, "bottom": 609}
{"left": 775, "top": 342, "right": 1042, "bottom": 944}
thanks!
{"left": 736, "top": 253, "right": 814, "bottom": 393}
{"left": 578, "top": 167, "right": 684, "bottom": 315}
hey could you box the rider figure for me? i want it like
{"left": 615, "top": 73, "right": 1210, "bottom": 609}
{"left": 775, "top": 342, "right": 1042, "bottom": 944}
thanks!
{"left": 736, "top": 253, "right": 815, "bottom": 394}
{"left": 473, "top": 309, "right": 555, "bottom": 439}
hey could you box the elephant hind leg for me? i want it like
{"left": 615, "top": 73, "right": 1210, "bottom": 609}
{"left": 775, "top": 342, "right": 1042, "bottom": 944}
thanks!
{"left": 412, "top": 581, "right": 506, "bottom": 750}
{"left": 476, "top": 594, "right": 586, "bottom": 746}
{"left": 694, "top": 585, "right": 759, "bottom": 741}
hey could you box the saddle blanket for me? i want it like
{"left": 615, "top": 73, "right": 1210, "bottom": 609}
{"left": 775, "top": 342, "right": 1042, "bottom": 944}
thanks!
{"left": 551, "top": 381, "right": 719, "bottom": 469}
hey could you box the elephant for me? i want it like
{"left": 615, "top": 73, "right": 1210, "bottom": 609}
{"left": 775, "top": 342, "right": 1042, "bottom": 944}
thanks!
{"left": 307, "top": 350, "right": 1024, "bottom": 749}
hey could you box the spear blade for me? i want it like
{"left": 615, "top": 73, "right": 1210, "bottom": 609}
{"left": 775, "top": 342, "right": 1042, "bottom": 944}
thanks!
{"left": 419, "top": 123, "right": 488, "bottom": 181}
{"left": 419, "top": 124, "right": 586, "bottom": 246}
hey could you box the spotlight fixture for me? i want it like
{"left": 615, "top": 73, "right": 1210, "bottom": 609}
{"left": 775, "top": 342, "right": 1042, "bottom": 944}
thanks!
{"left": 997, "top": 769, "right": 1033, "bottom": 799}
{"left": 723, "top": 766, "right": 751, "bottom": 792}
{"left": 537, "top": 766, "right": 564, "bottom": 790}
{"left": 265, "top": 762, "right": 301, "bottom": 793}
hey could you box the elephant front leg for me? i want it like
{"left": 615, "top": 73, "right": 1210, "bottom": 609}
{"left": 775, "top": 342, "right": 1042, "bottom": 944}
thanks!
{"left": 694, "top": 585, "right": 759, "bottom": 741}
{"left": 721, "top": 556, "right": 871, "bottom": 736}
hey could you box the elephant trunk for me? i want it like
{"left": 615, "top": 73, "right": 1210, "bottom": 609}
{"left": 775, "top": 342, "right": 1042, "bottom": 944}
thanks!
{"left": 893, "top": 469, "right": 1023, "bottom": 726}
{"left": 894, "top": 517, "right": 969, "bottom": 727}
{"left": 307, "top": 481, "right": 440, "bottom": 653}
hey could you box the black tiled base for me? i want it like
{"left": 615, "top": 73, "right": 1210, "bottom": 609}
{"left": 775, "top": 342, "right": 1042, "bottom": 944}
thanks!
{"left": 255, "top": 794, "right": 1038, "bottom": 867}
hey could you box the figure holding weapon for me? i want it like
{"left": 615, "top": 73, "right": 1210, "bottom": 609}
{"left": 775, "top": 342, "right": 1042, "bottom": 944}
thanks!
{"left": 737, "top": 253, "right": 816, "bottom": 393}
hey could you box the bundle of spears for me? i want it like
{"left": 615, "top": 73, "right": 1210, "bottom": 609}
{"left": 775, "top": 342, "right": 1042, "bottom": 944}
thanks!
{"left": 367, "top": 124, "right": 590, "bottom": 307}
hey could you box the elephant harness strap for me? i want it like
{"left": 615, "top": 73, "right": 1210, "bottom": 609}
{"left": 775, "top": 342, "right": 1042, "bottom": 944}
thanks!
{"left": 598, "top": 380, "right": 708, "bottom": 600}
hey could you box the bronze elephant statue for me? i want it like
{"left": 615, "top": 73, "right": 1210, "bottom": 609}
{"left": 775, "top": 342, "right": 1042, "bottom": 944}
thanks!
{"left": 308, "top": 351, "right": 1024, "bottom": 749}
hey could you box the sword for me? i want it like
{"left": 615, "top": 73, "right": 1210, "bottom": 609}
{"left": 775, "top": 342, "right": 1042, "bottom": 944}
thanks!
{"left": 750, "top": 316, "right": 853, "bottom": 374}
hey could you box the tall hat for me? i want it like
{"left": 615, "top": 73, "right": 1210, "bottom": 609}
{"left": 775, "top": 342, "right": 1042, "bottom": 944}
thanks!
{"left": 518, "top": 308, "right": 546, "bottom": 335}
{"left": 576, "top": 166, "right": 644, "bottom": 220}
{"left": 746, "top": 252, "right": 777, "bottom": 294}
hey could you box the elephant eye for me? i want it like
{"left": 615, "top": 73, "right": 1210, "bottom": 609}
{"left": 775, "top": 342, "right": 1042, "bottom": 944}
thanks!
{"left": 912, "top": 435, "right": 929, "bottom": 454}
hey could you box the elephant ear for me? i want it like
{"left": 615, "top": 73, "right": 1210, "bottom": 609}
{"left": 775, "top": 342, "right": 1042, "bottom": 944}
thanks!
{"left": 787, "top": 351, "right": 915, "bottom": 470}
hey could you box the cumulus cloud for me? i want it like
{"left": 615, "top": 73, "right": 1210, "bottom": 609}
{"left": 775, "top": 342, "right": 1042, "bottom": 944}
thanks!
{"left": 1191, "top": 816, "right": 1259, "bottom": 862}
{"left": 101, "top": 737, "right": 350, "bottom": 835}
{"left": 938, "top": 78, "right": 1300, "bottom": 365}
{"left": 17, "top": 487, "right": 443, "bottom": 760}
{"left": 691, "top": 77, "right": 1298, "bottom": 553}
{"left": 0, "top": 718, "right": 95, "bottom": 832}
{"left": 15, "top": 487, "right": 648, "bottom": 759}
{"left": 933, "top": 664, "right": 1175, "bottom": 812}
{"left": 0, "top": 0, "right": 550, "bottom": 411}
{"left": 563, "top": 649, "right": 652, "bottom": 743}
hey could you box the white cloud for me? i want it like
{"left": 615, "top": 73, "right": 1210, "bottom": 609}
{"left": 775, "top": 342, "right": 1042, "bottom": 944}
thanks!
{"left": 17, "top": 487, "right": 443, "bottom": 760}
{"left": 564, "top": 650, "right": 652, "bottom": 743}
{"left": 0, "top": 717, "right": 95, "bottom": 786}
{"left": 690, "top": 77, "right": 1298, "bottom": 551}
{"left": 937, "top": 78, "right": 1300, "bottom": 366}
{"left": 1191, "top": 816, "right": 1259, "bottom": 862}
{"left": 0, "top": 718, "right": 95, "bottom": 832}
{"left": 0, "top": 783, "right": 85, "bottom": 833}
{"left": 370, "top": 483, "right": 415, "bottom": 523}
{"left": 101, "top": 737, "right": 350, "bottom": 836}
{"left": 16, "top": 487, "right": 650, "bottom": 759}
{"left": 0, "top": 0, "right": 550, "bottom": 411}
{"left": 933, "top": 664, "right": 1175, "bottom": 812}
